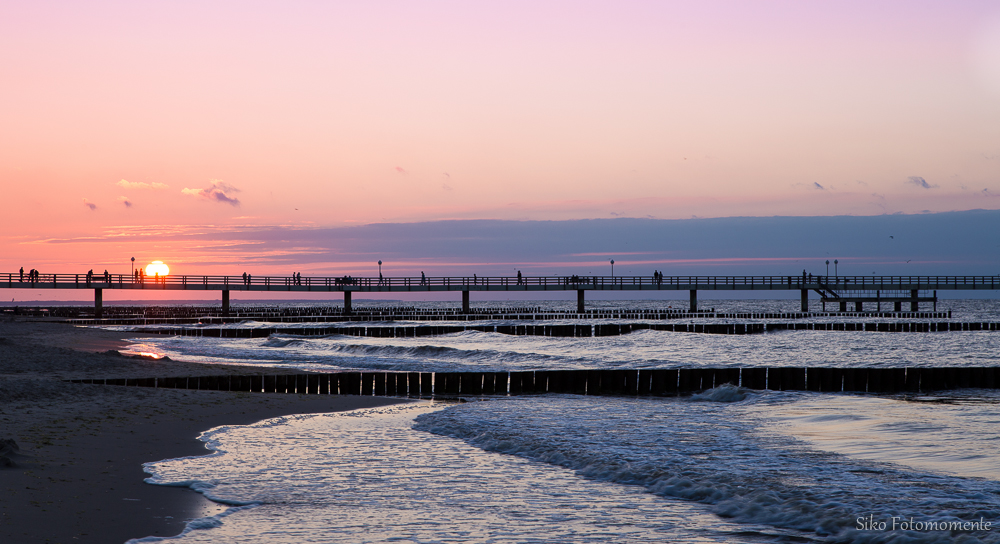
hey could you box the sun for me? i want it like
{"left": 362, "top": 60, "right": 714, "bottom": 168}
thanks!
{"left": 145, "top": 261, "right": 170, "bottom": 276}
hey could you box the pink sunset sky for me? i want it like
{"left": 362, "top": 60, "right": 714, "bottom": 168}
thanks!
{"left": 2, "top": 0, "right": 999, "bottom": 278}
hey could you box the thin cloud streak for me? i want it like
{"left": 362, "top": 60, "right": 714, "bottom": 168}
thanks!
{"left": 117, "top": 180, "right": 168, "bottom": 190}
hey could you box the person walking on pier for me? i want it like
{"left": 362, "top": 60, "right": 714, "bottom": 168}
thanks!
{"left": 19, "top": 267, "right": 23, "bottom": 282}
{"left": 104, "top": 270, "right": 110, "bottom": 283}
{"left": 420, "top": 271, "right": 426, "bottom": 285}
{"left": 517, "top": 270, "right": 522, "bottom": 285}
{"left": 243, "top": 272, "right": 248, "bottom": 285}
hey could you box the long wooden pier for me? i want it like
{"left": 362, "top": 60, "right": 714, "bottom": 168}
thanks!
{"left": 4, "top": 272, "right": 998, "bottom": 316}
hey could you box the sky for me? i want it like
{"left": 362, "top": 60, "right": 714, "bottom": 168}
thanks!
{"left": 2, "top": 1, "right": 999, "bottom": 285}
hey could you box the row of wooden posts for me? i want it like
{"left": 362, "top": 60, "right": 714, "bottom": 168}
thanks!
{"left": 72, "top": 366, "right": 1000, "bottom": 395}
{"left": 128, "top": 321, "right": 1000, "bottom": 339}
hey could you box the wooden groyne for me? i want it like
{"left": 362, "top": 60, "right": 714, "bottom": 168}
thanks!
{"left": 126, "top": 321, "right": 1000, "bottom": 339}
{"left": 71, "top": 367, "right": 1000, "bottom": 395}
{"left": 15, "top": 304, "right": 949, "bottom": 323}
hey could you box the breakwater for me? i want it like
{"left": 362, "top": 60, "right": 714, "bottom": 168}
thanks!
{"left": 7, "top": 304, "right": 950, "bottom": 322}
{"left": 127, "top": 320, "right": 999, "bottom": 338}
{"left": 72, "top": 366, "right": 1000, "bottom": 395}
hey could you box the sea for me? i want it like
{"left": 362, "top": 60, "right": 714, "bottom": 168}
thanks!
{"left": 115, "top": 299, "right": 1000, "bottom": 543}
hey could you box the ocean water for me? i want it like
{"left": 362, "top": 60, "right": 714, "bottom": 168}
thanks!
{"left": 119, "top": 299, "right": 1000, "bottom": 543}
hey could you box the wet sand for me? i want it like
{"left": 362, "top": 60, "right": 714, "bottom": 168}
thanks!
{"left": 0, "top": 320, "right": 407, "bottom": 543}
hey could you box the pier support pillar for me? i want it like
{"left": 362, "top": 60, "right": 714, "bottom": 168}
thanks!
{"left": 344, "top": 290, "right": 352, "bottom": 314}
{"left": 910, "top": 289, "right": 919, "bottom": 311}
{"left": 222, "top": 290, "right": 230, "bottom": 317}
{"left": 462, "top": 290, "right": 470, "bottom": 313}
{"left": 689, "top": 290, "right": 697, "bottom": 312}
{"left": 94, "top": 288, "right": 103, "bottom": 319}
{"left": 840, "top": 301, "right": 847, "bottom": 312}
{"left": 894, "top": 301, "right": 902, "bottom": 312}
{"left": 855, "top": 301, "right": 863, "bottom": 312}
{"left": 800, "top": 289, "right": 808, "bottom": 312}
{"left": 577, "top": 290, "right": 585, "bottom": 313}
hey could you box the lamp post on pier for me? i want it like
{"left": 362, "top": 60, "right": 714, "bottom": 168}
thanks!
{"left": 834, "top": 259, "right": 838, "bottom": 277}
{"left": 131, "top": 257, "right": 134, "bottom": 280}
{"left": 610, "top": 259, "right": 615, "bottom": 278}
{"left": 826, "top": 260, "right": 830, "bottom": 277}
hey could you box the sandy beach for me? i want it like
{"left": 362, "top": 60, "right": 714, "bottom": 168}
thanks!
{"left": 0, "top": 320, "right": 407, "bottom": 544}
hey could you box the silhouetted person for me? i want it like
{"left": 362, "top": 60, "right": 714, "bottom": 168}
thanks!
{"left": 517, "top": 271, "right": 522, "bottom": 285}
{"left": 420, "top": 271, "right": 426, "bottom": 285}
{"left": 243, "top": 272, "right": 248, "bottom": 285}
{"left": 19, "top": 267, "right": 23, "bottom": 282}
{"left": 247, "top": 273, "right": 252, "bottom": 285}
{"left": 104, "top": 270, "right": 109, "bottom": 283}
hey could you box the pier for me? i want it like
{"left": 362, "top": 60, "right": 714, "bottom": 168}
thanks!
{"left": 4, "top": 272, "right": 999, "bottom": 317}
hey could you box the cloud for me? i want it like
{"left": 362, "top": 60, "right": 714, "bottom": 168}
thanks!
{"left": 813, "top": 182, "right": 825, "bottom": 190}
{"left": 906, "top": 176, "right": 937, "bottom": 189}
{"left": 181, "top": 180, "right": 241, "bottom": 206}
{"left": 394, "top": 166, "right": 406, "bottom": 174}
{"left": 119, "top": 196, "right": 133, "bottom": 208}
{"left": 83, "top": 198, "right": 96, "bottom": 211}
{"left": 870, "top": 193, "right": 887, "bottom": 213}
{"left": 117, "top": 179, "right": 168, "bottom": 190}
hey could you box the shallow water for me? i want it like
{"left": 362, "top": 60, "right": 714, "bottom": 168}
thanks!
{"left": 134, "top": 403, "right": 775, "bottom": 543}
{"left": 118, "top": 299, "right": 1000, "bottom": 543}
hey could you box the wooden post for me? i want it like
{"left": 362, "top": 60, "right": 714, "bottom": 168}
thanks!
{"left": 910, "top": 289, "right": 918, "bottom": 311}
{"left": 577, "top": 289, "right": 585, "bottom": 313}
{"left": 344, "top": 290, "right": 352, "bottom": 314}
{"left": 800, "top": 289, "right": 808, "bottom": 312}
{"left": 462, "top": 290, "right": 470, "bottom": 313}
{"left": 222, "top": 290, "right": 230, "bottom": 317}
{"left": 689, "top": 289, "right": 697, "bottom": 312}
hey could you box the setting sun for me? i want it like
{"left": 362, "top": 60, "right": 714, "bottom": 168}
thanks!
{"left": 144, "top": 261, "right": 169, "bottom": 276}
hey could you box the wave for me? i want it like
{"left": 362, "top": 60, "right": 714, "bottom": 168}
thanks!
{"left": 257, "top": 334, "right": 584, "bottom": 368}
{"left": 413, "top": 394, "right": 1000, "bottom": 543}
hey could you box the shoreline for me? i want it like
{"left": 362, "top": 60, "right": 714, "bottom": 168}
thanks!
{"left": 0, "top": 320, "right": 408, "bottom": 543}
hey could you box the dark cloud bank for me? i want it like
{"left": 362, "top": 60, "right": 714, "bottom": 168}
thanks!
{"left": 198, "top": 209, "right": 1000, "bottom": 278}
